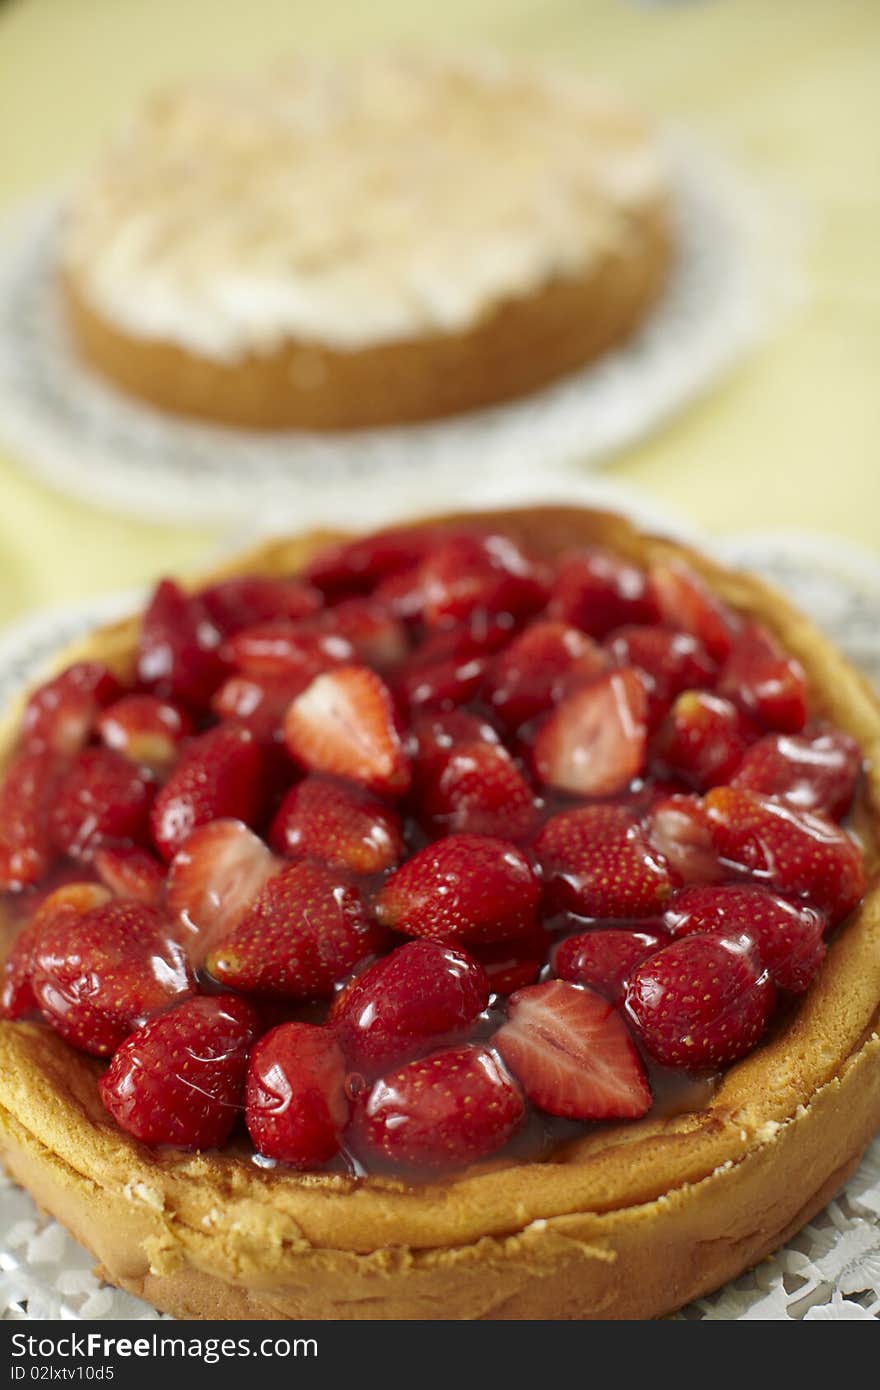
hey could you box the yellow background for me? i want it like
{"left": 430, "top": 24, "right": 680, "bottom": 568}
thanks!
{"left": 1, "top": 0, "right": 877, "bottom": 627}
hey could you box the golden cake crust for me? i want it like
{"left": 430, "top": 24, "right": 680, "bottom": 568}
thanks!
{"left": 1, "top": 506, "right": 879, "bottom": 1320}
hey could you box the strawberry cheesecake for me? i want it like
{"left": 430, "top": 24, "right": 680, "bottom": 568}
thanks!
{"left": 60, "top": 53, "right": 671, "bottom": 429}
{"left": 0, "top": 506, "right": 878, "bottom": 1320}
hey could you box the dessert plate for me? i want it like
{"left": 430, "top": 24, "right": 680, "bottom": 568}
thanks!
{"left": 0, "top": 138, "right": 798, "bottom": 527}
{"left": 0, "top": 524, "right": 878, "bottom": 1322}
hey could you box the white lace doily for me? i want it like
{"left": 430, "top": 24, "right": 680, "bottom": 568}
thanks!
{"left": 0, "top": 514, "right": 878, "bottom": 1320}
{"left": 0, "top": 136, "right": 798, "bottom": 528}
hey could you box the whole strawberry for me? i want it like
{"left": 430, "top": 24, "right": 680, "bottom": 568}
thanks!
{"left": 1, "top": 883, "right": 111, "bottom": 1020}
{"left": 99, "top": 995, "right": 262, "bottom": 1149}
{"left": 534, "top": 805, "right": 676, "bottom": 918}
{"left": 625, "top": 932, "right": 776, "bottom": 1069}
{"left": 22, "top": 662, "right": 123, "bottom": 756}
{"left": 137, "top": 578, "right": 226, "bottom": 713}
{"left": 718, "top": 622, "right": 808, "bottom": 733}
{"left": 414, "top": 739, "right": 538, "bottom": 840}
{"left": 269, "top": 776, "right": 405, "bottom": 876}
{"left": 151, "top": 724, "right": 266, "bottom": 862}
{"left": 51, "top": 748, "right": 155, "bottom": 860}
{"left": 376, "top": 833, "right": 540, "bottom": 946}
{"left": 246, "top": 1023, "right": 349, "bottom": 1167}
{"left": 731, "top": 727, "right": 862, "bottom": 820}
{"left": 0, "top": 749, "right": 64, "bottom": 890}
{"left": 548, "top": 549, "right": 658, "bottom": 637}
{"left": 205, "top": 859, "right": 383, "bottom": 1000}
{"left": 553, "top": 929, "right": 665, "bottom": 1005}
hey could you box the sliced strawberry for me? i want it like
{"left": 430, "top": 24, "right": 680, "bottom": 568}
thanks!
{"left": 94, "top": 845, "right": 165, "bottom": 905}
{"left": 137, "top": 578, "right": 226, "bottom": 713}
{"left": 548, "top": 549, "right": 658, "bottom": 638}
{"left": 307, "top": 598, "right": 409, "bottom": 670}
{"left": 495, "top": 980, "right": 651, "bottom": 1121}
{"left": 644, "top": 794, "right": 725, "bottom": 884}
{"left": 150, "top": 724, "right": 266, "bottom": 862}
{"left": 32, "top": 900, "right": 192, "bottom": 1056}
{"left": 355, "top": 1043, "right": 524, "bottom": 1169}
{"left": 483, "top": 620, "right": 608, "bottom": 731}
{"left": 210, "top": 671, "right": 309, "bottom": 739}
{"left": 415, "top": 740, "right": 538, "bottom": 840}
{"left": 99, "top": 994, "right": 262, "bottom": 1149}
{"left": 731, "top": 726, "right": 862, "bottom": 819}
{"left": 419, "top": 532, "right": 549, "bottom": 629}
{"left": 304, "top": 527, "right": 443, "bottom": 598}
{"left": 625, "top": 932, "right": 776, "bottom": 1069}
{"left": 532, "top": 668, "right": 648, "bottom": 797}
{"left": 469, "top": 925, "right": 552, "bottom": 996}
{"left": 663, "top": 884, "right": 826, "bottom": 993}
{"left": 283, "top": 665, "right": 410, "bottom": 796}
{"left": 604, "top": 626, "right": 717, "bottom": 728}
{"left": 702, "top": 786, "right": 866, "bottom": 923}
{"left": 0, "top": 883, "right": 111, "bottom": 1019}
{"left": 330, "top": 940, "right": 490, "bottom": 1074}
{"left": 648, "top": 562, "right": 737, "bottom": 663}
{"left": 270, "top": 776, "right": 404, "bottom": 876}
{"left": 50, "top": 749, "right": 155, "bottom": 860}
{"left": 165, "top": 819, "right": 280, "bottom": 963}
{"left": 0, "top": 749, "right": 64, "bottom": 890}
{"left": 224, "top": 621, "right": 353, "bottom": 679}
{"left": 534, "top": 806, "right": 675, "bottom": 918}
{"left": 652, "top": 691, "right": 754, "bottom": 790}
{"left": 245, "top": 1023, "right": 348, "bottom": 1167}
{"left": 22, "top": 662, "right": 123, "bottom": 756}
{"left": 376, "top": 833, "right": 540, "bottom": 946}
{"left": 718, "top": 622, "right": 808, "bottom": 733}
{"left": 205, "top": 859, "right": 382, "bottom": 1000}
{"left": 198, "top": 575, "right": 322, "bottom": 635}
{"left": 97, "top": 694, "right": 193, "bottom": 771}
{"left": 552, "top": 929, "right": 665, "bottom": 1005}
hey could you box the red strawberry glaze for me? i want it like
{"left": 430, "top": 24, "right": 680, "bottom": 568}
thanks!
{"left": 0, "top": 522, "right": 870, "bottom": 1180}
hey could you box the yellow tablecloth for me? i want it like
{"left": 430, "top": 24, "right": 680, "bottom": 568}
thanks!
{"left": 1, "top": 0, "right": 877, "bottom": 628}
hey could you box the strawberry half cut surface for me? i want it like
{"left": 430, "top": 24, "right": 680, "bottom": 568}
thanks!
{"left": 0, "top": 516, "right": 870, "bottom": 1182}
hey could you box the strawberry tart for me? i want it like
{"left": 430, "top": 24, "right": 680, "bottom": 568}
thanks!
{"left": 60, "top": 54, "right": 671, "bottom": 430}
{"left": 0, "top": 506, "right": 878, "bottom": 1320}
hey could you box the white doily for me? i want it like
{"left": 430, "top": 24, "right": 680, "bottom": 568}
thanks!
{"left": 0, "top": 136, "right": 799, "bottom": 528}
{"left": 1, "top": 519, "right": 878, "bottom": 1321}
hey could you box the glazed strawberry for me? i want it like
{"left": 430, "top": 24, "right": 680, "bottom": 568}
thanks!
{"left": 718, "top": 622, "right": 808, "bottom": 733}
{"left": 495, "top": 980, "right": 651, "bottom": 1121}
{"left": 419, "top": 532, "right": 549, "bottom": 629}
{"left": 150, "top": 724, "right": 266, "bottom": 862}
{"left": 308, "top": 598, "right": 409, "bottom": 670}
{"left": 283, "top": 665, "right": 410, "bottom": 796}
{"left": 652, "top": 691, "right": 754, "bottom": 790}
{"left": 137, "top": 578, "right": 226, "bottom": 712}
{"left": 663, "top": 884, "right": 826, "bottom": 993}
{"left": 415, "top": 740, "right": 538, "bottom": 840}
{"left": 0, "top": 749, "right": 63, "bottom": 890}
{"left": 224, "top": 621, "right": 353, "bottom": 679}
{"left": 702, "top": 787, "right": 865, "bottom": 923}
{"left": 0, "top": 884, "right": 111, "bottom": 1019}
{"left": 373, "top": 565, "right": 427, "bottom": 621}
{"left": 165, "top": 820, "right": 280, "bottom": 961}
{"left": 356, "top": 1043, "right": 524, "bottom": 1169}
{"left": 99, "top": 994, "right": 262, "bottom": 1149}
{"left": 731, "top": 727, "right": 862, "bottom": 819}
{"left": 269, "top": 776, "right": 404, "bottom": 875}
{"left": 198, "top": 575, "right": 321, "bottom": 635}
{"left": 534, "top": 806, "right": 675, "bottom": 918}
{"left": 376, "top": 833, "right": 540, "bottom": 946}
{"left": 625, "top": 932, "right": 776, "bottom": 1069}
{"left": 532, "top": 668, "right": 648, "bottom": 796}
{"left": 548, "top": 549, "right": 658, "bottom": 638}
{"left": 22, "top": 662, "right": 123, "bottom": 756}
{"left": 648, "top": 563, "right": 736, "bottom": 662}
{"left": 331, "top": 940, "right": 489, "bottom": 1074}
{"left": 409, "top": 709, "right": 500, "bottom": 786}
{"left": 94, "top": 845, "right": 165, "bottom": 905}
{"left": 393, "top": 613, "right": 515, "bottom": 712}
{"left": 245, "top": 1023, "right": 348, "bottom": 1166}
{"left": 50, "top": 749, "right": 155, "bottom": 860}
{"left": 32, "top": 900, "right": 192, "bottom": 1055}
{"left": 604, "top": 626, "right": 717, "bottom": 727}
{"left": 205, "top": 859, "right": 382, "bottom": 1000}
{"left": 553, "top": 929, "right": 665, "bottom": 1005}
{"left": 470, "top": 928, "right": 550, "bottom": 996}
{"left": 97, "top": 694, "right": 193, "bottom": 771}
{"left": 644, "top": 794, "right": 725, "bottom": 884}
{"left": 483, "top": 620, "right": 608, "bottom": 731}
{"left": 304, "top": 526, "right": 442, "bottom": 598}
{"left": 211, "top": 672, "right": 308, "bottom": 739}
